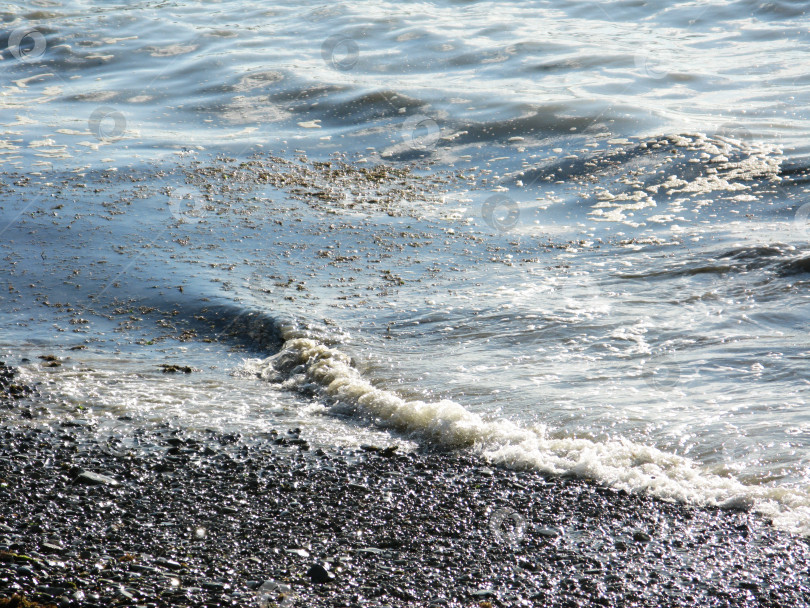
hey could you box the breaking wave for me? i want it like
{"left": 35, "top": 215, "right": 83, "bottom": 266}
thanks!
{"left": 229, "top": 317, "right": 810, "bottom": 536}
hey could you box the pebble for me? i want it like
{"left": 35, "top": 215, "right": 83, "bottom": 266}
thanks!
{"left": 307, "top": 563, "right": 334, "bottom": 584}
{"left": 74, "top": 471, "right": 120, "bottom": 486}
{"left": 156, "top": 558, "right": 182, "bottom": 570}
{"left": 158, "top": 364, "right": 193, "bottom": 373}
{"left": 286, "top": 548, "right": 310, "bottom": 558}
{"left": 633, "top": 530, "right": 652, "bottom": 543}
{"left": 470, "top": 588, "right": 496, "bottom": 598}
{"left": 201, "top": 581, "right": 229, "bottom": 592}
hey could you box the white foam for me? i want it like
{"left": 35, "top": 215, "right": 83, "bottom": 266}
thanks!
{"left": 253, "top": 335, "right": 810, "bottom": 536}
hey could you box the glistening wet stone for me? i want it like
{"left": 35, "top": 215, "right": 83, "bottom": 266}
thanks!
{"left": 73, "top": 471, "right": 120, "bottom": 486}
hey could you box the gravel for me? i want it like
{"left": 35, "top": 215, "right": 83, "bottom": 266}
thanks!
{"left": 0, "top": 418, "right": 808, "bottom": 607}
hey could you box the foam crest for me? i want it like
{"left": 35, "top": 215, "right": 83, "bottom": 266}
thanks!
{"left": 254, "top": 336, "right": 810, "bottom": 536}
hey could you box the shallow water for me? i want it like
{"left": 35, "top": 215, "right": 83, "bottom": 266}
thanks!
{"left": 2, "top": 0, "right": 810, "bottom": 534}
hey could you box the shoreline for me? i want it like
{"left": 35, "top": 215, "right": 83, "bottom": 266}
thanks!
{"left": 0, "top": 415, "right": 808, "bottom": 607}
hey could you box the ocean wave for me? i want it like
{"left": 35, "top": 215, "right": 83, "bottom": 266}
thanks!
{"left": 237, "top": 318, "right": 810, "bottom": 536}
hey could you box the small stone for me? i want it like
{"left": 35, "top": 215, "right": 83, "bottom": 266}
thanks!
{"left": 159, "top": 364, "right": 193, "bottom": 374}
{"left": 74, "top": 471, "right": 120, "bottom": 486}
{"left": 470, "top": 588, "right": 496, "bottom": 598}
{"left": 41, "top": 542, "right": 64, "bottom": 554}
{"left": 287, "top": 548, "right": 310, "bottom": 558}
{"left": 202, "top": 581, "right": 229, "bottom": 592}
{"left": 633, "top": 531, "right": 651, "bottom": 543}
{"left": 307, "top": 563, "right": 334, "bottom": 584}
{"left": 537, "top": 527, "right": 561, "bottom": 538}
{"left": 156, "top": 558, "right": 183, "bottom": 570}
{"left": 389, "top": 586, "right": 416, "bottom": 601}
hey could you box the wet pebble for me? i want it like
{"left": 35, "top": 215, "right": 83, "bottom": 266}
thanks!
{"left": 307, "top": 563, "right": 334, "bottom": 584}
{"left": 73, "top": 470, "right": 119, "bottom": 486}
